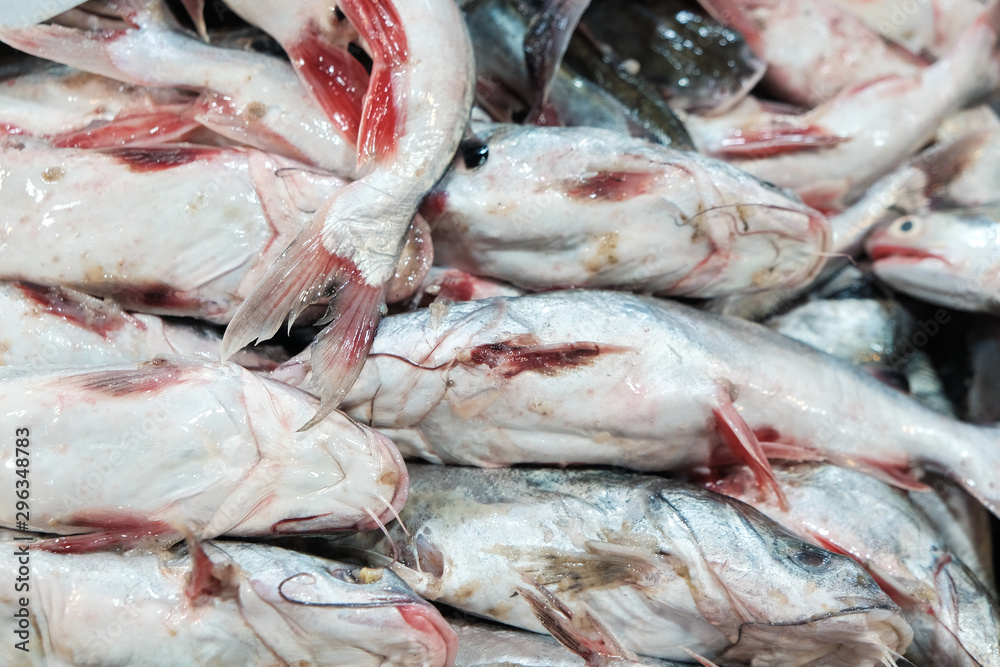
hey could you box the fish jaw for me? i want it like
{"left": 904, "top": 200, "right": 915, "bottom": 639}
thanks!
{"left": 721, "top": 606, "right": 912, "bottom": 666}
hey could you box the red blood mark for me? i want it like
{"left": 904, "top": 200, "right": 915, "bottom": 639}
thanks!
{"left": 0, "top": 123, "right": 25, "bottom": 135}
{"left": 51, "top": 107, "right": 201, "bottom": 149}
{"left": 419, "top": 190, "right": 449, "bottom": 221}
{"left": 184, "top": 536, "right": 238, "bottom": 604}
{"left": 339, "top": 0, "right": 409, "bottom": 163}
{"left": 105, "top": 282, "right": 205, "bottom": 315}
{"left": 714, "top": 126, "right": 847, "bottom": 159}
{"left": 288, "top": 26, "right": 369, "bottom": 141}
{"left": 16, "top": 281, "right": 141, "bottom": 339}
{"left": 867, "top": 244, "right": 943, "bottom": 262}
{"left": 564, "top": 170, "right": 658, "bottom": 202}
{"left": 73, "top": 357, "right": 183, "bottom": 398}
{"left": 104, "top": 145, "right": 219, "bottom": 173}
{"left": 34, "top": 513, "right": 176, "bottom": 554}
{"left": 466, "top": 339, "right": 622, "bottom": 378}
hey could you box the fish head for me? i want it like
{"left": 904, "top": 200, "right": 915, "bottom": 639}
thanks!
{"left": 652, "top": 488, "right": 911, "bottom": 665}
{"left": 243, "top": 400, "right": 409, "bottom": 535}
{"left": 227, "top": 544, "right": 457, "bottom": 666}
{"left": 867, "top": 210, "right": 1000, "bottom": 312}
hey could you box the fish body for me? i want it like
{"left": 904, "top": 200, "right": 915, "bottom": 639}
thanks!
{"left": 0, "top": 138, "right": 343, "bottom": 322}
{"left": 426, "top": 123, "right": 829, "bottom": 297}
{"left": 0, "top": 537, "right": 455, "bottom": 666}
{"left": 0, "top": 282, "right": 284, "bottom": 370}
{"left": 867, "top": 209, "right": 1000, "bottom": 313}
{"left": 706, "top": 463, "right": 1000, "bottom": 667}
{"left": 0, "top": 357, "right": 406, "bottom": 547}
{"left": 342, "top": 465, "right": 911, "bottom": 665}
{"left": 341, "top": 290, "right": 1000, "bottom": 516}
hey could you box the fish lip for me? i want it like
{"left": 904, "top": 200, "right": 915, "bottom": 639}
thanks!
{"left": 397, "top": 603, "right": 458, "bottom": 667}
{"left": 867, "top": 243, "right": 947, "bottom": 263}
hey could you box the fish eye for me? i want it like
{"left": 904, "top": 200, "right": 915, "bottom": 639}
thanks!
{"left": 790, "top": 546, "right": 833, "bottom": 571}
{"left": 328, "top": 567, "right": 362, "bottom": 584}
{"left": 459, "top": 139, "right": 489, "bottom": 169}
{"left": 889, "top": 217, "right": 920, "bottom": 236}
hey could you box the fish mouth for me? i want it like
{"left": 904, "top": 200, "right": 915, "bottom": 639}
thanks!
{"left": 868, "top": 244, "right": 946, "bottom": 263}
{"left": 396, "top": 604, "right": 458, "bottom": 667}
{"left": 722, "top": 605, "right": 912, "bottom": 667}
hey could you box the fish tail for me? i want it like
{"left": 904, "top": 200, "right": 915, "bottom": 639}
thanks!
{"left": 338, "top": 0, "right": 410, "bottom": 167}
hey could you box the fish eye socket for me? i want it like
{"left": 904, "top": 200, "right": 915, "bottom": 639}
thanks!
{"left": 790, "top": 547, "right": 832, "bottom": 571}
{"left": 459, "top": 140, "right": 489, "bottom": 169}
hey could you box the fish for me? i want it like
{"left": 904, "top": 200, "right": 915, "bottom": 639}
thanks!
{"left": 574, "top": 0, "right": 765, "bottom": 113}
{"left": 686, "top": 2, "right": 1000, "bottom": 213}
{"left": 337, "top": 465, "right": 911, "bottom": 665}
{"left": 0, "top": 0, "right": 361, "bottom": 176}
{"left": 967, "top": 318, "right": 1000, "bottom": 424}
{"left": 0, "top": 137, "right": 345, "bottom": 323}
{"left": 339, "top": 290, "right": 1000, "bottom": 518}
{"left": 0, "top": 356, "right": 407, "bottom": 550}
{"left": 704, "top": 462, "right": 1000, "bottom": 667}
{"left": 424, "top": 123, "right": 830, "bottom": 298}
{"left": 0, "top": 61, "right": 201, "bottom": 148}
{"left": 0, "top": 281, "right": 285, "bottom": 370}
{"left": 867, "top": 209, "right": 1000, "bottom": 314}
{"left": 222, "top": 0, "right": 475, "bottom": 428}
{"left": 0, "top": 534, "right": 456, "bottom": 666}
{"left": 699, "top": 0, "right": 924, "bottom": 108}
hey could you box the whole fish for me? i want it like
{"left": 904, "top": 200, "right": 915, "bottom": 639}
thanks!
{"left": 866, "top": 209, "right": 1000, "bottom": 313}
{"left": 0, "top": 535, "right": 456, "bottom": 666}
{"left": 339, "top": 465, "right": 911, "bottom": 665}
{"left": 0, "top": 62, "right": 200, "bottom": 148}
{"left": 340, "top": 290, "right": 1000, "bottom": 518}
{"left": 0, "top": 0, "right": 361, "bottom": 176}
{"left": 223, "top": 0, "right": 475, "bottom": 428}
{"left": 704, "top": 462, "right": 1000, "bottom": 667}
{"left": 0, "top": 281, "right": 284, "bottom": 370}
{"left": 0, "top": 357, "right": 406, "bottom": 549}
{"left": 0, "top": 138, "right": 344, "bottom": 323}
{"left": 699, "top": 0, "right": 924, "bottom": 108}
{"left": 424, "top": 123, "right": 829, "bottom": 298}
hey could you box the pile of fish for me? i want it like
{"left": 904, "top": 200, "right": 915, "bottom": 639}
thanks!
{"left": 1, "top": 0, "right": 999, "bottom": 664}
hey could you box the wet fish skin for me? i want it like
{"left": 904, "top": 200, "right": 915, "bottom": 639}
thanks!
{"left": 426, "top": 123, "right": 829, "bottom": 298}
{"left": 0, "top": 357, "right": 407, "bottom": 545}
{"left": 340, "top": 465, "right": 911, "bottom": 665}
{"left": 0, "top": 138, "right": 344, "bottom": 323}
{"left": 867, "top": 209, "right": 1000, "bottom": 314}
{"left": 705, "top": 462, "right": 1000, "bottom": 667}
{"left": 341, "top": 290, "right": 1000, "bottom": 518}
{"left": 0, "top": 537, "right": 455, "bottom": 666}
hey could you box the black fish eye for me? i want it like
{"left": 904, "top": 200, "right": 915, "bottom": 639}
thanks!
{"left": 459, "top": 140, "right": 489, "bottom": 169}
{"left": 791, "top": 546, "right": 832, "bottom": 570}
{"left": 899, "top": 220, "right": 914, "bottom": 232}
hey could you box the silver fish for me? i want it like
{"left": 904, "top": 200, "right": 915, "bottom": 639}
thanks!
{"left": 340, "top": 465, "right": 911, "bottom": 665}
{"left": 706, "top": 462, "right": 1000, "bottom": 667}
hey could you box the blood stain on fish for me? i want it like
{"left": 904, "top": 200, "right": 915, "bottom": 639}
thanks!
{"left": 105, "top": 146, "right": 219, "bottom": 173}
{"left": 466, "top": 338, "right": 625, "bottom": 378}
{"left": 564, "top": 170, "right": 658, "bottom": 202}
{"left": 17, "top": 281, "right": 141, "bottom": 339}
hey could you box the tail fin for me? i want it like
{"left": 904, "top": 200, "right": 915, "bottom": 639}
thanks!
{"left": 338, "top": 0, "right": 409, "bottom": 166}
{"left": 179, "top": 0, "right": 207, "bottom": 41}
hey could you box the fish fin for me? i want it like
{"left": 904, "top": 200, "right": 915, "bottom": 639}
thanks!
{"left": 338, "top": 0, "right": 409, "bottom": 167}
{"left": 0, "top": 23, "right": 138, "bottom": 83}
{"left": 680, "top": 648, "right": 723, "bottom": 667}
{"left": 299, "top": 278, "right": 384, "bottom": 429}
{"left": 386, "top": 214, "right": 434, "bottom": 304}
{"left": 524, "top": 0, "right": 590, "bottom": 117}
{"left": 696, "top": 0, "right": 765, "bottom": 54}
{"left": 516, "top": 582, "right": 640, "bottom": 667}
{"left": 809, "top": 533, "right": 923, "bottom": 609}
{"left": 758, "top": 441, "right": 829, "bottom": 462}
{"left": 194, "top": 92, "right": 315, "bottom": 165}
{"left": 286, "top": 31, "right": 369, "bottom": 141}
{"left": 713, "top": 127, "right": 847, "bottom": 159}
{"left": 913, "top": 129, "right": 995, "bottom": 205}
{"left": 852, "top": 456, "right": 930, "bottom": 491}
{"left": 50, "top": 104, "right": 200, "bottom": 149}
{"left": 712, "top": 402, "right": 789, "bottom": 510}
{"left": 179, "top": 0, "right": 207, "bottom": 41}
{"left": 221, "top": 216, "right": 360, "bottom": 356}
{"left": 182, "top": 530, "right": 240, "bottom": 604}
{"left": 34, "top": 518, "right": 178, "bottom": 554}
